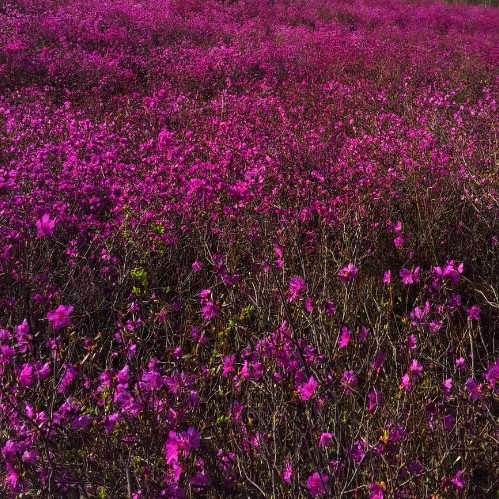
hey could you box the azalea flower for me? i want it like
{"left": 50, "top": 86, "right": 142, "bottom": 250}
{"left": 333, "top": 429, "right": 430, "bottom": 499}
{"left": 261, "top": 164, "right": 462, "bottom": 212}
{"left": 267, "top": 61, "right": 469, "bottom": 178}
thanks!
{"left": 299, "top": 376, "right": 319, "bottom": 401}
{"left": 36, "top": 214, "right": 56, "bottom": 237}
{"left": 324, "top": 301, "right": 336, "bottom": 316}
{"left": 306, "top": 472, "right": 329, "bottom": 497}
{"left": 485, "top": 359, "right": 499, "bottom": 389}
{"left": 318, "top": 433, "right": 334, "bottom": 448}
{"left": 442, "top": 378, "right": 453, "bottom": 399}
{"left": 368, "top": 390, "right": 384, "bottom": 413}
{"left": 338, "top": 263, "right": 358, "bottom": 284}
{"left": 282, "top": 460, "right": 293, "bottom": 484}
{"left": 47, "top": 305, "right": 74, "bottom": 330}
{"left": 369, "top": 482, "right": 385, "bottom": 499}
{"left": 338, "top": 326, "right": 351, "bottom": 349}
{"left": 18, "top": 364, "right": 36, "bottom": 388}
{"left": 202, "top": 301, "right": 220, "bottom": 320}
{"left": 467, "top": 306, "right": 480, "bottom": 321}
{"left": 341, "top": 370, "right": 358, "bottom": 396}
{"left": 192, "top": 261, "right": 203, "bottom": 272}
{"left": 289, "top": 277, "right": 307, "bottom": 302}
{"left": 399, "top": 267, "right": 420, "bottom": 285}
{"left": 451, "top": 470, "right": 466, "bottom": 490}
{"left": 465, "top": 378, "right": 482, "bottom": 401}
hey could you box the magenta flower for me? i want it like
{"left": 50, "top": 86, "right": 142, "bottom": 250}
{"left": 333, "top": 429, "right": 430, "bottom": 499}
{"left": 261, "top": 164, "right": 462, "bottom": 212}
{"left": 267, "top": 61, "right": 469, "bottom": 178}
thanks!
{"left": 409, "top": 359, "right": 423, "bottom": 380}
{"left": 338, "top": 263, "right": 358, "bottom": 284}
{"left": 485, "top": 359, "right": 499, "bottom": 389}
{"left": 37, "top": 362, "right": 51, "bottom": 380}
{"left": 467, "top": 306, "right": 480, "bottom": 321}
{"left": 451, "top": 470, "right": 466, "bottom": 490}
{"left": 222, "top": 355, "right": 236, "bottom": 377}
{"left": 368, "top": 390, "right": 384, "bottom": 414}
{"left": 401, "top": 373, "right": 412, "bottom": 393}
{"left": 22, "top": 448, "right": 40, "bottom": 465}
{"left": 36, "top": 214, "right": 56, "bottom": 237}
{"left": 289, "top": 277, "right": 307, "bottom": 302}
{"left": 140, "top": 370, "right": 164, "bottom": 391}
{"left": 369, "top": 483, "right": 385, "bottom": 499}
{"left": 393, "top": 235, "right": 404, "bottom": 249}
{"left": 306, "top": 472, "right": 329, "bottom": 497}
{"left": 324, "top": 301, "right": 336, "bottom": 316}
{"left": 465, "top": 378, "right": 482, "bottom": 401}
{"left": 341, "top": 370, "right": 358, "bottom": 396}
{"left": 47, "top": 304, "right": 74, "bottom": 330}
{"left": 399, "top": 267, "right": 420, "bottom": 285}
{"left": 299, "top": 376, "right": 319, "bottom": 401}
{"left": 192, "top": 261, "right": 203, "bottom": 272}
{"left": 442, "top": 378, "right": 453, "bottom": 399}
{"left": 165, "top": 427, "right": 200, "bottom": 465}
{"left": 305, "top": 297, "right": 314, "bottom": 313}
{"left": 338, "top": 326, "right": 351, "bottom": 349}
{"left": 351, "top": 439, "right": 367, "bottom": 464}
{"left": 358, "top": 326, "right": 369, "bottom": 342}
{"left": 383, "top": 270, "right": 391, "bottom": 284}
{"left": 318, "top": 433, "right": 334, "bottom": 448}
{"left": 18, "top": 364, "right": 36, "bottom": 388}
{"left": 282, "top": 460, "right": 293, "bottom": 485}
{"left": 202, "top": 301, "right": 220, "bottom": 320}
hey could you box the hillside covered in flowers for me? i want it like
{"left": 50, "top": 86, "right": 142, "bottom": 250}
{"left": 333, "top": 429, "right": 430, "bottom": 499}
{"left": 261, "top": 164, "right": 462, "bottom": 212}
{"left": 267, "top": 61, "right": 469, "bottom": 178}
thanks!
{"left": 0, "top": 0, "right": 498, "bottom": 497}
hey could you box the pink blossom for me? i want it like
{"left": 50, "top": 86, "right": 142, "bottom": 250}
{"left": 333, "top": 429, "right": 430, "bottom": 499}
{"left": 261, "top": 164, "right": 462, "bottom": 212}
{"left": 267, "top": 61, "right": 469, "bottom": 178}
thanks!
{"left": 222, "top": 356, "right": 236, "bottom": 378}
{"left": 338, "top": 263, "right": 358, "bottom": 284}
{"left": 202, "top": 301, "right": 220, "bottom": 320}
{"left": 341, "top": 370, "right": 358, "bottom": 396}
{"left": 393, "top": 235, "right": 404, "bottom": 249}
{"left": 192, "top": 261, "right": 203, "bottom": 272}
{"left": 318, "top": 433, "right": 334, "bottom": 448}
{"left": 451, "top": 470, "right": 466, "bottom": 490}
{"left": 299, "top": 376, "right": 319, "bottom": 401}
{"left": 21, "top": 448, "right": 39, "bottom": 465}
{"left": 37, "top": 362, "right": 51, "bottom": 380}
{"left": 465, "top": 378, "right": 482, "bottom": 401}
{"left": 18, "top": 364, "right": 36, "bottom": 388}
{"left": 289, "top": 277, "right": 307, "bottom": 302}
{"left": 324, "top": 301, "right": 336, "bottom": 316}
{"left": 351, "top": 439, "right": 367, "bottom": 464}
{"left": 442, "top": 378, "right": 453, "bottom": 399}
{"left": 467, "top": 306, "right": 480, "bottom": 321}
{"left": 485, "top": 359, "right": 499, "bottom": 389}
{"left": 47, "top": 305, "right": 74, "bottom": 330}
{"left": 369, "top": 483, "right": 385, "bottom": 499}
{"left": 338, "top": 326, "right": 351, "bottom": 349}
{"left": 358, "top": 326, "right": 369, "bottom": 342}
{"left": 401, "top": 373, "right": 412, "bottom": 393}
{"left": 36, "top": 214, "right": 56, "bottom": 237}
{"left": 409, "top": 359, "right": 423, "bottom": 380}
{"left": 305, "top": 297, "right": 314, "bottom": 313}
{"left": 282, "top": 460, "right": 293, "bottom": 484}
{"left": 399, "top": 267, "right": 420, "bottom": 285}
{"left": 306, "top": 472, "right": 329, "bottom": 497}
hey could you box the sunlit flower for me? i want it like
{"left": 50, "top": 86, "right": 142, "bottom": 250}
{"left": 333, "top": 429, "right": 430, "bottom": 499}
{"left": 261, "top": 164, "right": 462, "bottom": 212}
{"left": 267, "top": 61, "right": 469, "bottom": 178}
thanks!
{"left": 47, "top": 305, "right": 74, "bottom": 330}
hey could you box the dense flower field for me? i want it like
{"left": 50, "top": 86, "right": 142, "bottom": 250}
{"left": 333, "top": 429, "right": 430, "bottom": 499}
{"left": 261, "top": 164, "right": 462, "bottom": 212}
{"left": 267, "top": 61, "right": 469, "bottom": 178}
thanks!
{"left": 0, "top": 0, "right": 498, "bottom": 497}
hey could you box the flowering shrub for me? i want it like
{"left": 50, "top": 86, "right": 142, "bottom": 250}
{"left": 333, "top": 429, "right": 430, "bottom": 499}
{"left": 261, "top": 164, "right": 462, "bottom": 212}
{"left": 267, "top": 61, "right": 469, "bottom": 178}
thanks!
{"left": 0, "top": 0, "right": 498, "bottom": 497}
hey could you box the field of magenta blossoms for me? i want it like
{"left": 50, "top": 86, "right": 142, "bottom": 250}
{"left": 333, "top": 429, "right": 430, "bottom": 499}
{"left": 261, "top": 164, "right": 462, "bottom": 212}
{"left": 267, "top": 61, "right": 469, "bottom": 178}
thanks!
{"left": 0, "top": 0, "right": 498, "bottom": 497}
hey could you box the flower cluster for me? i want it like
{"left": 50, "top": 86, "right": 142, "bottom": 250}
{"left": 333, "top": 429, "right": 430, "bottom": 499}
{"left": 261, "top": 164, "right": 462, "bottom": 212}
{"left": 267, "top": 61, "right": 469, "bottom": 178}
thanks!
{"left": 0, "top": 0, "right": 497, "bottom": 496}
